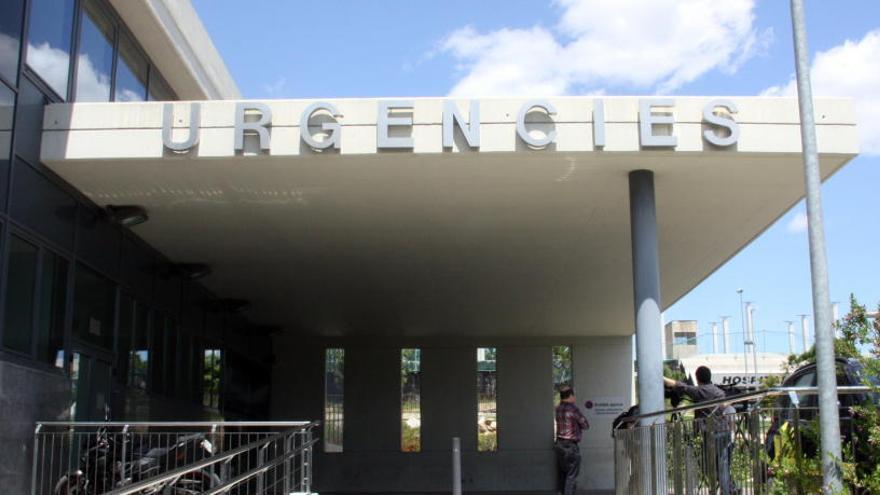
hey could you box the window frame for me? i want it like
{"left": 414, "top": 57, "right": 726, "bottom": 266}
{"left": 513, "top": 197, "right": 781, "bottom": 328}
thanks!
{"left": 0, "top": 226, "right": 72, "bottom": 372}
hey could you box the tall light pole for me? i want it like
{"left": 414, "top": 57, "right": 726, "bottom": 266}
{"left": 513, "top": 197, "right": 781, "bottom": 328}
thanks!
{"left": 790, "top": 0, "right": 843, "bottom": 490}
{"left": 747, "top": 303, "right": 759, "bottom": 385}
{"left": 786, "top": 321, "right": 796, "bottom": 355}
{"left": 737, "top": 289, "right": 748, "bottom": 376}
{"left": 721, "top": 316, "right": 731, "bottom": 354}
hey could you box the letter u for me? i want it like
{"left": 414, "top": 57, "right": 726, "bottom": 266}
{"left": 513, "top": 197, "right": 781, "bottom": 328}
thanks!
{"left": 162, "top": 103, "right": 200, "bottom": 152}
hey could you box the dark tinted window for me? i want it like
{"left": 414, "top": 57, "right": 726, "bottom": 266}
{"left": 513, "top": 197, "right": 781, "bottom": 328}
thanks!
{"left": 77, "top": 206, "right": 120, "bottom": 276}
{"left": 150, "top": 312, "right": 166, "bottom": 393}
{"left": 0, "top": 82, "right": 13, "bottom": 205}
{"left": 120, "top": 236, "right": 153, "bottom": 299}
{"left": 74, "top": 0, "right": 114, "bottom": 102}
{"left": 2, "top": 235, "right": 38, "bottom": 353}
{"left": 129, "top": 302, "right": 149, "bottom": 389}
{"left": 114, "top": 33, "right": 146, "bottom": 102}
{"left": 13, "top": 78, "right": 47, "bottom": 165}
{"left": 0, "top": 0, "right": 25, "bottom": 83}
{"left": 72, "top": 263, "right": 115, "bottom": 349}
{"left": 10, "top": 160, "right": 76, "bottom": 249}
{"left": 116, "top": 294, "right": 133, "bottom": 382}
{"left": 148, "top": 73, "right": 174, "bottom": 101}
{"left": 25, "top": 0, "right": 75, "bottom": 97}
{"left": 35, "top": 250, "right": 67, "bottom": 367}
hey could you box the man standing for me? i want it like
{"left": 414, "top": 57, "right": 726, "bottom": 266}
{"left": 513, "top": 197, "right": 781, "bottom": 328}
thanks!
{"left": 664, "top": 366, "right": 738, "bottom": 495}
{"left": 555, "top": 385, "right": 589, "bottom": 495}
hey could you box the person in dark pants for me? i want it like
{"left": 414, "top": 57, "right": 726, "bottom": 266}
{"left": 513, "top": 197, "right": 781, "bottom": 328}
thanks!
{"left": 664, "top": 366, "right": 739, "bottom": 495}
{"left": 554, "top": 385, "right": 589, "bottom": 495}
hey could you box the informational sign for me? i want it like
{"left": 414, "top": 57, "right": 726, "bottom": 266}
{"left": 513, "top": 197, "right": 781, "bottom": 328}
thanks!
{"left": 583, "top": 396, "right": 627, "bottom": 417}
{"left": 88, "top": 317, "right": 102, "bottom": 336}
{"left": 717, "top": 374, "right": 776, "bottom": 387}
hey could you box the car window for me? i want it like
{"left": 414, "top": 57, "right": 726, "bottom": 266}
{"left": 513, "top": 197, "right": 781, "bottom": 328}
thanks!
{"left": 791, "top": 371, "right": 818, "bottom": 411}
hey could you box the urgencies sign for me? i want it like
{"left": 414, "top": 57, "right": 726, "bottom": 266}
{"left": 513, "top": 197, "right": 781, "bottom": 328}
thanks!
{"left": 162, "top": 99, "right": 740, "bottom": 153}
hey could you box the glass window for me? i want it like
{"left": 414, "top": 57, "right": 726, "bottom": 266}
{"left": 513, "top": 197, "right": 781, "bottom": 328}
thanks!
{"left": 128, "top": 302, "right": 148, "bottom": 389}
{"left": 0, "top": 0, "right": 25, "bottom": 83}
{"left": 674, "top": 335, "right": 697, "bottom": 346}
{"left": 477, "top": 347, "right": 497, "bottom": 452}
{"left": 150, "top": 312, "right": 165, "bottom": 393}
{"left": 176, "top": 331, "right": 192, "bottom": 399}
{"left": 2, "top": 235, "right": 38, "bottom": 354}
{"left": 25, "top": 0, "right": 75, "bottom": 97}
{"left": 148, "top": 72, "right": 174, "bottom": 101}
{"left": 116, "top": 294, "right": 132, "bottom": 382}
{"left": 203, "top": 346, "right": 221, "bottom": 409}
{"left": 72, "top": 263, "right": 115, "bottom": 349}
{"left": 553, "top": 346, "right": 573, "bottom": 437}
{"left": 163, "top": 317, "right": 178, "bottom": 395}
{"left": 0, "top": 83, "right": 13, "bottom": 204}
{"left": 74, "top": 0, "right": 114, "bottom": 102}
{"left": 324, "top": 348, "right": 344, "bottom": 452}
{"left": 401, "top": 348, "right": 421, "bottom": 452}
{"left": 10, "top": 160, "right": 76, "bottom": 250}
{"left": 35, "top": 250, "right": 67, "bottom": 367}
{"left": 114, "top": 33, "right": 146, "bottom": 102}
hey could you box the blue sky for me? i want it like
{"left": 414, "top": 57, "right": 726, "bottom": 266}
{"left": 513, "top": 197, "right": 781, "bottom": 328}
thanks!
{"left": 192, "top": 0, "right": 880, "bottom": 355}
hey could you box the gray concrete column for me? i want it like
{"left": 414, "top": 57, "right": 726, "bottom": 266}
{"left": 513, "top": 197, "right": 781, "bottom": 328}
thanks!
{"left": 629, "top": 170, "right": 664, "bottom": 421}
{"left": 629, "top": 170, "right": 667, "bottom": 494}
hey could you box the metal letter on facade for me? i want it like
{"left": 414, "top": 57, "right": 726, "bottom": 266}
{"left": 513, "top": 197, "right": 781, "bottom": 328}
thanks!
{"left": 234, "top": 102, "right": 272, "bottom": 152}
{"left": 377, "top": 100, "right": 414, "bottom": 149}
{"left": 442, "top": 101, "right": 480, "bottom": 149}
{"left": 300, "top": 102, "right": 342, "bottom": 150}
{"left": 516, "top": 100, "right": 557, "bottom": 149}
{"left": 162, "top": 103, "right": 200, "bottom": 152}
{"left": 593, "top": 99, "right": 606, "bottom": 148}
{"left": 639, "top": 99, "right": 677, "bottom": 148}
{"left": 702, "top": 99, "right": 739, "bottom": 147}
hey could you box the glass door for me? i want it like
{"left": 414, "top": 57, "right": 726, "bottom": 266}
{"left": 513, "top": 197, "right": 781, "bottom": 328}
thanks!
{"left": 70, "top": 351, "right": 112, "bottom": 421}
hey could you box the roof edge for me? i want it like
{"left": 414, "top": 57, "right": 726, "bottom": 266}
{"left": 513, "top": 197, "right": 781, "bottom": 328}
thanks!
{"left": 109, "top": 0, "right": 240, "bottom": 100}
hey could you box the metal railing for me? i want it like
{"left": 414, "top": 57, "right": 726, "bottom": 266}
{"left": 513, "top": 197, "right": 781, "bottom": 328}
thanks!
{"left": 613, "top": 386, "right": 874, "bottom": 495}
{"left": 31, "top": 421, "right": 319, "bottom": 495}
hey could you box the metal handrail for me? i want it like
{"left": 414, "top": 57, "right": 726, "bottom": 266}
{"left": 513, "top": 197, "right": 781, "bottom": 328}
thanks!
{"left": 617, "top": 385, "right": 873, "bottom": 427}
{"left": 96, "top": 422, "right": 319, "bottom": 495}
{"left": 35, "top": 421, "right": 316, "bottom": 428}
{"left": 205, "top": 436, "right": 320, "bottom": 495}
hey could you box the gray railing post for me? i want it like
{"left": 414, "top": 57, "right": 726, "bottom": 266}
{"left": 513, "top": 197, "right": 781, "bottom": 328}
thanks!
{"left": 304, "top": 426, "right": 313, "bottom": 493}
{"left": 30, "top": 424, "right": 42, "bottom": 495}
{"left": 452, "top": 437, "right": 462, "bottom": 495}
{"left": 256, "top": 443, "right": 268, "bottom": 493}
{"left": 120, "top": 424, "right": 130, "bottom": 483}
{"left": 283, "top": 431, "right": 292, "bottom": 495}
{"left": 672, "top": 420, "right": 683, "bottom": 494}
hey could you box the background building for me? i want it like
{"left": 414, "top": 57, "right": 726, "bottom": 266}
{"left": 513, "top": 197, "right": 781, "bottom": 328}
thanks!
{"left": 664, "top": 320, "right": 698, "bottom": 360}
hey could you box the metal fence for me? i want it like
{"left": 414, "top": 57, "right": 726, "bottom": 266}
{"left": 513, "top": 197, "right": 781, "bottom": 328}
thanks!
{"left": 613, "top": 387, "right": 872, "bottom": 495}
{"left": 31, "top": 421, "right": 319, "bottom": 495}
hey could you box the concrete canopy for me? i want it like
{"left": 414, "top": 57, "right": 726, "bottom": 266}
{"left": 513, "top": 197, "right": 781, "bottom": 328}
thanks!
{"left": 40, "top": 97, "right": 858, "bottom": 338}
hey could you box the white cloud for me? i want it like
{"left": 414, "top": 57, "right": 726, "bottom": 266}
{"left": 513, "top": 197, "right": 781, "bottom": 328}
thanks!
{"left": 439, "top": 0, "right": 770, "bottom": 97}
{"left": 25, "top": 42, "right": 71, "bottom": 97}
{"left": 761, "top": 29, "right": 880, "bottom": 155}
{"left": 786, "top": 211, "right": 808, "bottom": 234}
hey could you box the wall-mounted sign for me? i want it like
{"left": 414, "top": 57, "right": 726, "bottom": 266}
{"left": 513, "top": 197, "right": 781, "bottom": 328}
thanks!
{"left": 584, "top": 396, "right": 627, "bottom": 417}
{"left": 162, "top": 99, "right": 739, "bottom": 154}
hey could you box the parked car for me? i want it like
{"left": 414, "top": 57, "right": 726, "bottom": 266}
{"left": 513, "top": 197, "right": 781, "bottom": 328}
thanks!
{"left": 764, "top": 357, "right": 878, "bottom": 462}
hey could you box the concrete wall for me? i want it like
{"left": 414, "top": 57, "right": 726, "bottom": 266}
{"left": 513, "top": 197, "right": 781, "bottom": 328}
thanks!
{"left": 270, "top": 336, "right": 633, "bottom": 493}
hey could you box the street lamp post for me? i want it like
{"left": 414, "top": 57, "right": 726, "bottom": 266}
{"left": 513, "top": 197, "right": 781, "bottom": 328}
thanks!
{"left": 738, "top": 289, "right": 748, "bottom": 376}
{"left": 790, "top": 1, "right": 843, "bottom": 491}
